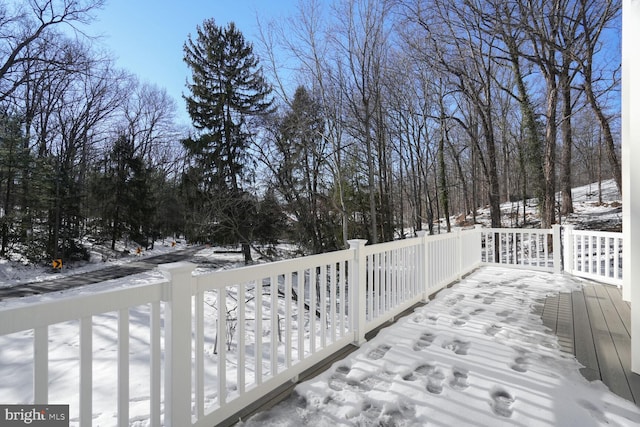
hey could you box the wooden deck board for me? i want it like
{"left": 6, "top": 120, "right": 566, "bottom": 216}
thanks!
{"left": 541, "top": 294, "right": 559, "bottom": 332}
{"left": 593, "top": 285, "right": 640, "bottom": 403}
{"left": 545, "top": 281, "right": 640, "bottom": 406}
{"left": 605, "top": 284, "right": 632, "bottom": 335}
{"left": 571, "top": 289, "right": 600, "bottom": 382}
{"left": 582, "top": 285, "right": 634, "bottom": 402}
{"left": 556, "top": 292, "right": 574, "bottom": 354}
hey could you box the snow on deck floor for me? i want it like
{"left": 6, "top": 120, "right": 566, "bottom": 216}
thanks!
{"left": 242, "top": 267, "right": 640, "bottom": 427}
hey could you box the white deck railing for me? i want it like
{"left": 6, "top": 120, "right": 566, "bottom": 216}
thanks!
{"left": 480, "top": 226, "right": 561, "bottom": 272}
{"left": 563, "top": 225, "right": 624, "bottom": 286}
{"left": 0, "top": 225, "right": 623, "bottom": 426}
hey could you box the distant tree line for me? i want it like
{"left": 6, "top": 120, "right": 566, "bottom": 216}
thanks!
{"left": 0, "top": 0, "right": 621, "bottom": 264}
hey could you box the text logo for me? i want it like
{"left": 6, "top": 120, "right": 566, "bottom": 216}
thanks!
{"left": 0, "top": 405, "right": 68, "bottom": 426}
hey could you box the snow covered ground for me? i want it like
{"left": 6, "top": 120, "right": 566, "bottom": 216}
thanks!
{"left": 0, "top": 179, "right": 621, "bottom": 290}
{"left": 0, "top": 240, "right": 189, "bottom": 290}
{"left": 242, "top": 267, "right": 640, "bottom": 427}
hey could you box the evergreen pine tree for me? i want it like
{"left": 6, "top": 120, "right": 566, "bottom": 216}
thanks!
{"left": 182, "top": 19, "right": 273, "bottom": 262}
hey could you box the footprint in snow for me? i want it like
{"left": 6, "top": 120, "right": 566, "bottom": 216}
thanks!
{"left": 426, "top": 314, "right": 440, "bottom": 324}
{"left": 442, "top": 339, "right": 471, "bottom": 355}
{"left": 510, "top": 356, "right": 529, "bottom": 373}
{"left": 328, "top": 375, "right": 371, "bottom": 392}
{"left": 413, "top": 332, "right": 436, "bottom": 351}
{"left": 469, "top": 308, "right": 486, "bottom": 316}
{"left": 452, "top": 315, "right": 470, "bottom": 327}
{"left": 361, "top": 399, "right": 383, "bottom": 419}
{"left": 490, "top": 388, "right": 515, "bottom": 418}
{"left": 445, "top": 294, "right": 465, "bottom": 307}
{"left": 367, "top": 343, "right": 391, "bottom": 360}
{"left": 336, "top": 365, "right": 350, "bottom": 374}
{"left": 449, "top": 307, "right": 463, "bottom": 316}
{"left": 483, "top": 296, "right": 496, "bottom": 304}
{"left": 411, "top": 313, "right": 425, "bottom": 324}
{"left": 414, "top": 312, "right": 439, "bottom": 325}
{"left": 496, "top": 309, "right": 513, "bottom": 317}
{"left": 328, "top": 365, "right": 372, "bottom": 392}
{"left": 403, "top": 363, "right": 435, "bottom": 381}
{"left": 426, "top": 368, "right": 446, "bottom": 394}
{"left": 484, "top": 324, "right": 503, "bottom": 337}
{"left": 383, "top": 401, "right": 417, "bottom": 423}
{"left": 449, "top": 367, "right": 470, "bottom": 390}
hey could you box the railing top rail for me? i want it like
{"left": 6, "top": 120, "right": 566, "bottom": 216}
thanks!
{"left": 0, "top": 280, "right": 167, "bottom": 335}
{"left": 361, "top": 236, "right": 423, "bottom": 255}
{"left": 418, "top": 227, "right": 481, "bottom": 243}
{"left": 194, "top": 248, "right": 353, "bottom": 292}
{"left": 569, "top": 228, "right": 623, "bottom": 238}
{"left": 480, "top": 227, "right": 553, "bottom": 234}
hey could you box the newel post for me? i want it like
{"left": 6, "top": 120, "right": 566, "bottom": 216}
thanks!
{"left": 348, "top": 239, "right": 368, "bottom": 346}
{"left": 456, "top": 228, "right": 464, "bottom": 279}
{"left": 474, "top": 225, "right": 483, "bottom": 266}
{"left": 159, "top": 262, "right": 196, "bottom": 427}
{"left": 416, "top": 231, "right": 429, "bottom": 301}
{"left": 552, "top": 225, "right": 562, "bottom": 274}
{"left": 563, "top": 225, "right": 574, "bottom": 275}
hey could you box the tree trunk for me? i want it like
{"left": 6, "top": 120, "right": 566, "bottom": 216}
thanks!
{"left": 438, "top": 118, "right": 451, "bottom": 232}
{"left": 242, "top": 242, "right": 252, "bottom": 264}
{"left": 542, "top": 80, "right": 558, "bottom": 228}
{"left": 559, "top": 64, "right": 574, "bottom": 216}
{"left": 584, "top": 81, "right": 622, "bottom": 195}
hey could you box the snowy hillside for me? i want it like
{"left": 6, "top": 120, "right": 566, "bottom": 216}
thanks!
{"left": 454, "top": 179, "right": 622, "bottom": 231}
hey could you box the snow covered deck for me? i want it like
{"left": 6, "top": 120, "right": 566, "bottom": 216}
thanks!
{"left": 541, "top": 281, "right": 640, "bottom": 404}
{"left": 241, "top": 267, "right": 640, "bottom": 426}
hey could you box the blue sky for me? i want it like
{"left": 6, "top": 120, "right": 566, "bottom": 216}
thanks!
{"left": 80, "top": 1, "right": 295, "bottom": 124}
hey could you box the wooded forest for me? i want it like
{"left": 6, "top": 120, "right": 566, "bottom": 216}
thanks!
{"left": 0, "top": 0, "right": 621, "bottom": 264}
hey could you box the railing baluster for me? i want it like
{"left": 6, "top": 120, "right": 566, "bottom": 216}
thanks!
{"left": 310, "top": 268, "right": 317, "bottom": 354}
{"left": 218, "top": 288, "right": 228, "bottom": 402}
{"left": 578, "top": 234, "right": 583, "bottom": 271}
{"left": 329, "top": 263, "right": 337, "bottom": 344}
{"left": 271, "top": 275, "right": 278, "bottom": 377}
{"left": 284, "top": 274, "right": 292, "bottom": 367}
{"left": 118, "top": 308, "right": 129, "bottom": 426}
{"left": 238, "top": 283, "right": 246, "bottom": 392}
{"left": 398, "top": 248, "right": 403, "bottom": 302}
{"left": 195, "top": 291, "right": 205, "bottom": 418}
{"left": 255, "top": 280, "right": 263, "bottom": 384}
{"left": 589, "top": 236, "right": 595, "bottom": 273}
{"left": 297, "top": 271, "right": 304, "bottom": 361}
{"left": 339, "top": 261, "right": 346, "bottom": 338}
{"left": 615, "top": 237, "right": 621, "bottom": 280}
{"left": 595, "top": 237, "right": 600, "bottom": 275}
{"left": 605, "top": 237, "right": 612, "bottom": 278}
{"left": 34, "top": 326, "right": 48, "bottom": 404}
{"left": 386, "top": 250, "right": 391, "bottom": 313}
{"left": 80, "top": 317, "right": 92, "bottom": 426}
{"left": 367, "top": 254, "right": 373, "bottom": 322}
{"left": 320, "top": 265, "right": 327, "bottom": 349}
{"left": 150, "top": 301, "right": 161, "bottom": 427}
